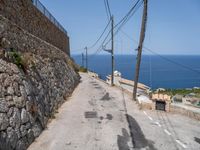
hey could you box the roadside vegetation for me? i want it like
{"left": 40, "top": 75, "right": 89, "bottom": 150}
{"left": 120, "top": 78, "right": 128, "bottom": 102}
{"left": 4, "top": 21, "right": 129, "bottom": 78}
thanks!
{"left": 156, "top": 88, "right": 200, "bottom": 97}
{"left": 79, "top": 66, "right": 87, "bottom": 72}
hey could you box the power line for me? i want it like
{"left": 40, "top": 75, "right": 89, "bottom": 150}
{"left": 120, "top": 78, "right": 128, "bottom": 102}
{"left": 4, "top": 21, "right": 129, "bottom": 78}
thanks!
{"left": 144, "top": 47, "right": 200, "bottom": 75}
{"left": 104, "top": 0, "right": 110, "bottom": 20}
{"left": 73, "top": 0, "right": 142, "bottom": 55}
{"left": 89, "top": 29, "right": 111, "bottom": 58}
{"left": 120, "top": 30, "right": 200, "bottom": 75}
{"left": 106, "top": 0, "right": 112, "bottom": 18}
{"left": 103, "top": 0, "right": 143, "bottom": 47}
{"left": 72, "top": 19, "right": 111, "bottom": 53}
{"left": 88, "top": 19, "right": 111, "bottom": 49}
{"left": 90, "top": 0, "right": 142, "bottom": 58}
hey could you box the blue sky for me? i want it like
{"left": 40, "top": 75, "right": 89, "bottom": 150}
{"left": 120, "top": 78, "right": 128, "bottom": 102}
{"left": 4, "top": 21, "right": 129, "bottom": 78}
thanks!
{"left": 40, "top": 0, "right": 200, "bottom": 55}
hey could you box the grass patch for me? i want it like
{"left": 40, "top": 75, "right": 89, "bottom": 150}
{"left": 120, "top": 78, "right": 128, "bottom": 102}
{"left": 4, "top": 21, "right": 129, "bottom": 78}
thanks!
{"left": 79, "top": 66, "right": 87, "bottom": 72}
{"left": 157, "top": 88, "right": 200, "bottom": 97}
{"left": 9, "top": 49, "right": 24, "bottom": 69}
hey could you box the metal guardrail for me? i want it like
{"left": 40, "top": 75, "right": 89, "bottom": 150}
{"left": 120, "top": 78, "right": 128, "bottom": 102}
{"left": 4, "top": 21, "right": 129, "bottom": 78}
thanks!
{"left": 32, "top": 0, "right": 68, "bottom": 35}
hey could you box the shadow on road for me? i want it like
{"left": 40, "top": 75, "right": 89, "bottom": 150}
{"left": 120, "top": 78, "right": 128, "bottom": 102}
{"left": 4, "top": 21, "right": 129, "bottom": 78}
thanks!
{"left": 100, "top": 92, "right": 111, "bottom": 101}
{"left": 126, "top": 114, "right": 157, "bottom": 150}
{"left": 117, "top": 128, "right": 130, "bottom": 150}
{"left": 194, "top": 137, "right": 200, "bottom": 145}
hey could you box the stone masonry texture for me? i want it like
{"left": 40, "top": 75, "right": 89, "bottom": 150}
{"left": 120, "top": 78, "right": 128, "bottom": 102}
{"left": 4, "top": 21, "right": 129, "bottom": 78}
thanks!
{"left": 0, "top": 14, "right": 80, "bottom": 150}
{"left": 0, "top": 0, "right": 70, "bottom": 55}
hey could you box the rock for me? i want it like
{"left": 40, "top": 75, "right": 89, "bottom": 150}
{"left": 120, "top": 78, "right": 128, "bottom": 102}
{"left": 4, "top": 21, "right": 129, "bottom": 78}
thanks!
{"left": 6, "top": 95, "right": 15, "bottom": 107}
{"left": 5, "top": 95, "right": 12, "bottom": 101}
{"left": 26, "top": 100, "right": 33, "bottom": 112}
{"left": 13, "top": 96, "right": 25, "bottom": 108}
{"left": 20, "top": 125, "right": 27, "bottom": 137}
{"left": 13, "top": 82, "right": 20, "bottom": 96}
{"left": 7, "top": 86, "right": 14, "bottom": 95}
{"left": 21, "top": 108, "right": 29, "bottom": 124}
{"left": 10, "top": 108, "right": 21, "bottom": 129}
{"left": 0, "top": 100, "right": 9, "bottom": 113}
{"left": 25, "top": 122, "right": 31, "bottom": 129}
{"left": 15, "top": 139, "right": 26, "bottom": 150}
{"left": 0, "top": 131, "right": 12, "bottom": 150}
{"left": 0, "top": 48, "right": 5, "bottom": 58}
{"left": 27, "top": 129, "right": 34, "bottom": 144}
{"left": 7, "top": 107, "right": 14, "bottom": 117}
{"left": 28, "top": 112, "right": 36, "bottom": 125}
{"left": 0, "top": 38, "right": 10, "bottom": 49}
{"left": 7, "top": 127, "right": 18, "bottom": 149}
{"left": 0, "top": 113, "right": 9, "bottom": 131}
{"left": 20, "top": 85, "right": 27, "bottom": 98}
{"left": 32, "top": 122, "right": 42, "bottom": 137}
{"left": 11, "top": 64, "right": 21, "bottom": 74}
{"left": 4, "top": 76, "right": 12, "bottom": 88}
{"left": 23, "top": 80, "right": 32, "bottom": 96}
{"left": 15, "top": 128, "right": 21, "bottom": 139}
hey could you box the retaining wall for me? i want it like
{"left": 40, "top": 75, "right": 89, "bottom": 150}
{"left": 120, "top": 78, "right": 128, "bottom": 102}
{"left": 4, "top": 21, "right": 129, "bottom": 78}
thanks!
{"left": 0, "top": 0, "right": 70, "bottom": 55}
{"left": 0, "top": 15, "right": 79, "bottom": 150}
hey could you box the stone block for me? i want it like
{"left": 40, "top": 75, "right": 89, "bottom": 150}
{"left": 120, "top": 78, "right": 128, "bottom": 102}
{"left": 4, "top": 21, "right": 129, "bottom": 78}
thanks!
{"left": 0, "top": 100, "right": 9, "bottom": 113}
{"left": 21, "top": 108, "right": 29, "bottom": 124}
{"left": 0, "top": 113, "right": 9, "bottom": 131}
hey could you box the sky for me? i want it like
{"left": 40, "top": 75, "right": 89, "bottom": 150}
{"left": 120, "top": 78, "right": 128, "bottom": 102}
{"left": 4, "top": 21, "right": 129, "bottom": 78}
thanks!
{"left": 40, "top": 0, "right": 200, "bottom": 55}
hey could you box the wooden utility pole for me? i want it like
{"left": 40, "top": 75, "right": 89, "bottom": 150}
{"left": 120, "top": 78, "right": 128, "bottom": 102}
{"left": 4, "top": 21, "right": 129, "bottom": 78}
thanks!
{"left": 111, "top": 15, "right": 114, "bottom": 86}
{"left": 133, "top": 0, "right": 148, "bottom": 100}
{"left": 85, "top": 47, "right": 88, "bottom": 71}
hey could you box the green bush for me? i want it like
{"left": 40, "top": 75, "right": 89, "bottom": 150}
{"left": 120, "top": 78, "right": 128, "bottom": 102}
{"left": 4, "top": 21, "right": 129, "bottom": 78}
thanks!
{"left": 79, "top": 66, "right": 87, "bottom": 72}
{"left": 9, "top": 49, "right": 24, "bottom": 69}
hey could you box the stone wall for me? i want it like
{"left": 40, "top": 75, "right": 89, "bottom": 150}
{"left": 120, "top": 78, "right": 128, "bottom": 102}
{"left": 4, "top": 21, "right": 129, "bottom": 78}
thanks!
{"left": 170, "top": 104, "right": 200, "bottom": 121}
{"left": 0, "top": 0, "right": 70, "bottom": 55}
{"left": 0, "top": 15, "right": 80, "bottom": 150}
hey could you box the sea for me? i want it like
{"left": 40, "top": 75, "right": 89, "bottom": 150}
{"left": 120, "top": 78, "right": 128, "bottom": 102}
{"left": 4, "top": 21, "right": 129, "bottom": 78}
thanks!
{"left": 72, "top": 55, "right": 200, "bottom": 89}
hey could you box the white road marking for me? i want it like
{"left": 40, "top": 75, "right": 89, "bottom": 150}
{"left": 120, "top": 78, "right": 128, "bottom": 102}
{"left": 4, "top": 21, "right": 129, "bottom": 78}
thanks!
{"left": 155, "top": 121, "right": 161, "bottom": 127}
{"left": 143, "top": 111, "right": 147, "bottom": 116}
{"left": 176, "top": 139, "right": 187, "bottom": 149}
{"left": 148, "top": 116, "right": 153, "bottom": 121}
{"left": 164, "top": 129, "right": 172, "bottom": 136}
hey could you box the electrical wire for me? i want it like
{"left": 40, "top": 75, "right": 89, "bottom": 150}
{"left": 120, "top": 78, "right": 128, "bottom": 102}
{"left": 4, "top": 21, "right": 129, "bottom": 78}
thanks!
{"left": 90, "top": 0, "right": 142, "bottom": 58}
{"left": 106, "top": 0, "right": 112, "bottom": 18}
{"left": 120, "top": 29, "right": 200, "bottom": 75}
{"left": 88, "top": 19, "right": 111, "bottom": 49}
{"left": 103, "top": 0, "right": 143, "bottom": 47}
{"left": 104, "top": 0, "right": 110, "bottom": 20}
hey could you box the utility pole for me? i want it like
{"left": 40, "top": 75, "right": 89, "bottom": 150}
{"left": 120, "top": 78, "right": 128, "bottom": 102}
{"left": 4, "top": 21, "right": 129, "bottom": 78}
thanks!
{"left": 102, "top": 16, "right": 114, "bottom": 86}
{"left": 85, "top": 47, "right": 88, "bottom": 71}
{"left": 81, "top": 53, "right": 84, "bottom": 67}
{"left": 111, "top": 15, "right": 114, "bottom": 86}
{"left": 133, "top": 0, "right": 148, "bottom": 100}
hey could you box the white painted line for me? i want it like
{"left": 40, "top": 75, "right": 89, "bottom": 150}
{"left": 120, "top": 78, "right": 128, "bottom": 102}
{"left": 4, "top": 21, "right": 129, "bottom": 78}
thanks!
{"left": 155, "top": 122, "right": 161, "bottom": 127}
{"left": 164, "top": 129, "right": 172, "bottom": 136}
{"left": 176, "top": 140, "right": 187, "bottom": 149}
{"left": 143, "top": 111, "right": 147, "bottom": 116}
{"left": 148, "top": 116, "right": 153, "bottom": 121}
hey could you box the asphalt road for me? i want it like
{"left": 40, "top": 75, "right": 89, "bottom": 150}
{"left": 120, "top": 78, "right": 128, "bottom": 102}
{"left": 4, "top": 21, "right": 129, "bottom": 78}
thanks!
{"left": 28, "top": 73, "right": 200, "bottom": 150}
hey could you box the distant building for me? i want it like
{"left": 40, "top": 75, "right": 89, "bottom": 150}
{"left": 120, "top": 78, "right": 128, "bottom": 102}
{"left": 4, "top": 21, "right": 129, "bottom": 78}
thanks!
{"left": 106, "top": 70, "right": 150, "bottom": 93}
{"left": 151, "top": 93, "right": 171, "bottom": 112}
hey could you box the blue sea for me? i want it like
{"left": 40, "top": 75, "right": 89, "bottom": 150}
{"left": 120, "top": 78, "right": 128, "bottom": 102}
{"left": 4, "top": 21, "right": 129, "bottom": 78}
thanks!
{"left": 72, "top": 55, "right": 200, "bottom": 89}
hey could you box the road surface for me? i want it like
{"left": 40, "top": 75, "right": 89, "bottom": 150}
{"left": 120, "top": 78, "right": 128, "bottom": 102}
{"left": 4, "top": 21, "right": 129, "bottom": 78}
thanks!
{"left": 28, "top": 73, "right": 200, "bottom": 150}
